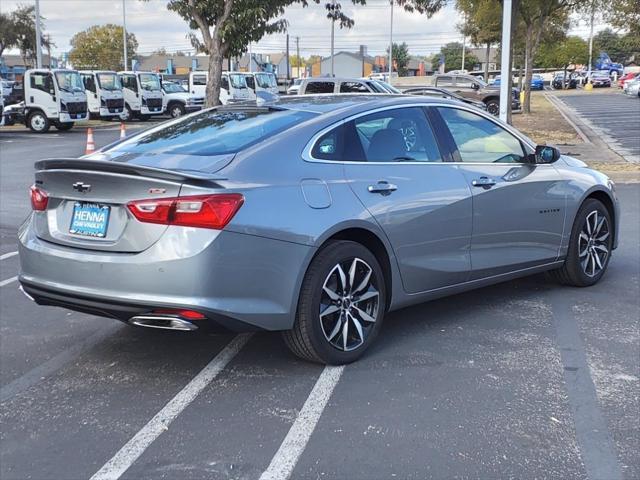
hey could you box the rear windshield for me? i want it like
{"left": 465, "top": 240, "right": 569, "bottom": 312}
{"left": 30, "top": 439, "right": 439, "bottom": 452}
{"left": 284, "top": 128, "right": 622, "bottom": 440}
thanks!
{"left": 106, "top": 107, "right": 316, "bottom": 160}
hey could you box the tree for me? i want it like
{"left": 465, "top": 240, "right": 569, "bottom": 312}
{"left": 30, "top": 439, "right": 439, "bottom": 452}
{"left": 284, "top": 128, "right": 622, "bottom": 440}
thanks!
{"left": 537, "top": 35, "right": 587, "bottom": 86}
{"left": 433, "top": 42, "right": 480, "bottom": 72}
{"left": 518, "top": 0, "right": 576, "bottom": 114}
{"left": 161, "top": 0, "right": 449, "bottom": 107}
{"left": 289, "top": 54, "right": 307, "bottom": 67}
{"left": 9, "top": 5, "right": 53, "bottom": 67}
{"left": 386, "top": 42, "right": 410, "bottom": 76}
{"left": 0, "top": 13, "right": 18, "bottom": 58}
{"left": 69, "top": 24, "right": 137, "bottom": 70}
{"left": 457, "top": 0, "right": 501, "bottom": 81}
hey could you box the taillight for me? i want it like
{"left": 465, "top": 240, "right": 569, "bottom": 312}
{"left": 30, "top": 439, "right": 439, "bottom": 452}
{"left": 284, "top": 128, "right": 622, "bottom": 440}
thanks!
{"left": 30, "top": 185, "right": 48, "bottom": 211}
{"left": 127, "top": 194, "right": 243, "bottom": 230}
{"left": 153, "top": 309, "right": 206, "bottom": 320}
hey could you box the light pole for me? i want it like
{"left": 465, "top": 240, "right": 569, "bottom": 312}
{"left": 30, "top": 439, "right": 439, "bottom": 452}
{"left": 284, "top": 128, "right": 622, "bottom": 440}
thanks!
{"left": 35, "top": 0, "right": 42, "bottom": 68}
{"left": 498, "top": 0, "right": 512, "bottom": 122}
{"left": 122, "top": 0, "right": 128, "bottom": 70}
{"left": 330, "top": 0, "right": 335, "bottom": 76}
{"left": 461, "top": 13, "right": 466, "bottom": 71}
{"left": 388, "top": 0, "right": 393, "bottom": 81}
{"left": 586, "top": 0, "right": 595, "bottom": 86}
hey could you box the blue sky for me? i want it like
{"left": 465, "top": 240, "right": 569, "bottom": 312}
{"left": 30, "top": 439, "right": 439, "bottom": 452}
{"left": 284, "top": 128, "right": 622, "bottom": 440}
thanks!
{"left": 1, "top": 0, "right": 605, "bottom": 59}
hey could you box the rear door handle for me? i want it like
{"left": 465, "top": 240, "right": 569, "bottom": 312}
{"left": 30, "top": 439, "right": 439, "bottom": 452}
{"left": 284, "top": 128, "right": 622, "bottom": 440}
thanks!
{"left": 368, "top": 181, "right": 398, "bottom": 194}
{"left": 471, "top": 177, "right": 497, "bottom": 188}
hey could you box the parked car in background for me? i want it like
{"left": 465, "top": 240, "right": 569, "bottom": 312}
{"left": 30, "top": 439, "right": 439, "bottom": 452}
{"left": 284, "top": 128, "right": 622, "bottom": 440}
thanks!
{"left": 19, "top": 95, "right": 619, "bottom": 364}
{"left": 624, "top": 78, "right": 640, "bottom": 97}
{"left": 433, "top": 74, "right": 520, "bottom": 116}
{"left": 594, "top": 52, "right": 624, "bottom": 76}
{"left": 287, "top": 78, "right": 303, "bottom": 95}
{"left": 618, "top": 72, "right": 639, "bottom": 89}
{"left": 494, "top": 74, "right": 544, "bottom": 90}
{"left": 2, "top": 80, "right": 24, "bottom": 106}
{"left": 244, "top": 72, "right": 279, "bottom": 97}
{"left": 588, "top": 72, "right": 612, "bottom": 88}
{"left": 298, "top": 77, "right": 383, "bottom": 95}
{"left": 161, "top": 80, "right": 204, "bottom": 118}
{"left": 402, "top": 86, "right": 487, "bottom": 111}
{"left": 552, "top": 73, "right": 578, "bottom": 90}
{"left": 371, "top": 80, "right": 401, "bottom": 94}
{"left": 188, "top": 71, "right": 252, "bottom": 104}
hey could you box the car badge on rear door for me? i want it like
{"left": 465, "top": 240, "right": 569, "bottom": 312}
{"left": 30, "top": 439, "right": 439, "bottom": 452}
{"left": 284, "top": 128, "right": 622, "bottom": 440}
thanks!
{"left": 72, "top": 182, "right": 92, "bottom": 193}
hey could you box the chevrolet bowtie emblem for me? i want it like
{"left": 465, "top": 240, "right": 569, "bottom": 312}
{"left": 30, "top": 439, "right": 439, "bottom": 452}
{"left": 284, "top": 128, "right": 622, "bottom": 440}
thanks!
{"left": 72, "top": 182, "right": 92, "bottom": 193}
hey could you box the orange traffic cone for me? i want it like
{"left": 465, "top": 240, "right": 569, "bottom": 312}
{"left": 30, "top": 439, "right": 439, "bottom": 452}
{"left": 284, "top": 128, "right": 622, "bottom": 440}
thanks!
{"left": 85, "top": 127, "right": 96, "bottom": 155}
{"left": 120, "top": 122, "right": 126, "bottom": 139}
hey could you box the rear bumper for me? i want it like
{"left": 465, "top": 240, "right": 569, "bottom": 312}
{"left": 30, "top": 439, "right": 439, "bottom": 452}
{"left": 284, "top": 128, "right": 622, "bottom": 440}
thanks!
{"left": 18, "top": 220, "right": 314, "bottom": 331}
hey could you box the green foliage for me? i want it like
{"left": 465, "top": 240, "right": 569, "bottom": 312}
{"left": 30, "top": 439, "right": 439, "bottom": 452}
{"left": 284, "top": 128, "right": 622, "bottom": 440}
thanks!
{"left": 433, "top": 42, "right": 480, "bottom": 72}
{"left": 536, "top": 35, "right": 588, "bottom": 68}
{"left": 289, "top": 54, "right": 307, "bottom": 67}
{"left": 3, "top": 5, "right": 53, "bottom": 66}
{"left": 456, "top": 0, "right": 501, "bottom": 47}
{"left": 69, "top": 24, "right": 138, "bottom": 71}
{"left": 386, "top": 42, "right": 411, "bottom": 76}
{"left": 593, "top": 28, "right": 640, "bottom": 64}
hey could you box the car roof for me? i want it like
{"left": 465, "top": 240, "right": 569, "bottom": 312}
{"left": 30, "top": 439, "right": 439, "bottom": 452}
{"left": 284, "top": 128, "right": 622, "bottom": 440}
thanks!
{"left": 271, "top": 94, "right": 461, "bottom": 115}
{"left": 303, "top": 77, "right": 370, "bottom": 83}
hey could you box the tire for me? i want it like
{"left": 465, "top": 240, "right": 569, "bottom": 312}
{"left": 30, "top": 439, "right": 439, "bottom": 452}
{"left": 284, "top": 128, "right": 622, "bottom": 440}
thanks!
{"left": 54, "top": 122, "right": 74, "bottom": 131}
{"left": 546, "top": 198, "right": 613, "bottom": 287}
{"left": 282, "top": 240, "right": 387, "bottom": 364}
{"left": 168, "top": 102, "right": 186, "bottom": 118}
{"left": 485, "top": 99, "right": 500, "bottom": 116}
{"left": 122, "top": 104, "right": 133, "bottom": 122}
{"left": 28, "top": 111, "right": 50, "bottom": 133}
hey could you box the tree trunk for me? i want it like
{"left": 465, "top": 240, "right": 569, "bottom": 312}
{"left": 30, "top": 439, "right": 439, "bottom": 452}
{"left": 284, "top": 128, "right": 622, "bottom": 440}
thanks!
{"left": 484, "top": 42, "right": 491, "bottom": 82}
{"left": 523, "top": 24, "right": 534, "bottom": 114}
{"left": 205, "top": 39, "right": 224, "bottom": 108}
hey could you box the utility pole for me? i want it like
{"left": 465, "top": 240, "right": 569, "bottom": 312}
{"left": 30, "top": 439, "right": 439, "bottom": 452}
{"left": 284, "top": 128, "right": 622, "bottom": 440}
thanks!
{"left": 461, "top": 13, "right": 466, "bottom": 71}
{"left": 296, "top": 36, "right": 300, "bottom": 78}
{"left": 388, "top": 0, "right": 394, "bottom": 81}
{"left": 46, "top": 34, "right": 51, "bottom": 68}
{"left": 122, "top": 0, "right": 128, "bottom": 70}
{"left": 587, "top": 0, "right": 595, "bottom": 84}
{"left": 286, "top": 34, "right": 291, "bottom": 81}
{"left": 330, "top": 0, "right": 335, "bottom": 76}
{"left": 35, "top": 0, "right": 42, "bottom": 68}
{"left": 249, "top": 43, "right": 253, "bottom": 72}
{"left": 498, "top": 0, "right": 512, "bottom": 122}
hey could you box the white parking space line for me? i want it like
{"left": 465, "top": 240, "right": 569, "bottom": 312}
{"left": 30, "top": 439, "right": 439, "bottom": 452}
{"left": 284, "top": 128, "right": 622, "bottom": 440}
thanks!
{"left": 260, "top": 365, "right": 345, "bottom": 480}
{"left": 0, "top": 251, "right": 18, "bottom": 260}
{"left": 90, "top": 333, "right": 252, "bottom": 480}
{"left": 0, "top": 276, "right": 18, "bottom": 287}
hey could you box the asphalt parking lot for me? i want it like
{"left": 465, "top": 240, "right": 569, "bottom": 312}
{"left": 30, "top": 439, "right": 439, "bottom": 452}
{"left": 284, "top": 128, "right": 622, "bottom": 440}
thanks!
{"left": 0, "top": 126, "right": 639, "bottom": 480}
{"left": 556, "top": 91, "right": 640, "bottom": 160}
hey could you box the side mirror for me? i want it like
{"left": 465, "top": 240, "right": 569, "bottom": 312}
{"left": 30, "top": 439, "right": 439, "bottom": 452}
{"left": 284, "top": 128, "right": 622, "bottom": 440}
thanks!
{"left": 535, "top": 145, "right": 561, "bottom": 164}
{"left": 472, "top": 83, "right": 480, "bottom": 90}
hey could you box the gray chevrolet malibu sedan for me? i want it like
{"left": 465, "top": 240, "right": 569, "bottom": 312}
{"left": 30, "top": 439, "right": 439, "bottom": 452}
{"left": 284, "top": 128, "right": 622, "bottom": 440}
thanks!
{"left": 18, "top": 95, "right": 619, "bottom": 364}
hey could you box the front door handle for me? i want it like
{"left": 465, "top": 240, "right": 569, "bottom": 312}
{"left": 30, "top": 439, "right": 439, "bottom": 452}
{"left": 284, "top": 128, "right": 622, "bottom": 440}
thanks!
{"left": 368, "top": 181, "right": 398, "bottom": 195}
{"left": 471, "top": 177, "right": 497, "bottom": 188}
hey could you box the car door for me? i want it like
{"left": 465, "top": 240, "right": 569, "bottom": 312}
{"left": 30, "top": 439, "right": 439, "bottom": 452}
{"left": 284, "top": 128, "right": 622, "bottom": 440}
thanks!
{"left": 433, "top": 106, "right": 566, "bottom": 279}
{"left": 28, "top": 71, "right": 55, "bottom": 110}
{"left": 321, "top": 106, "right": 473, "bottom": 293}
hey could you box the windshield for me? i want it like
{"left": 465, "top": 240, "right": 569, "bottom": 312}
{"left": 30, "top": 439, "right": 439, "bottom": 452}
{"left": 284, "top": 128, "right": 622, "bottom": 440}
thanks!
{"left": 474, "top": 77, "right": 488, "bottom": 87}
{"left": 97, "top": 73, "right": 121, "bottom": 91}
{"left": 255, "top": 73, "right": 276, "bottom": 89}
{"left": 377, "top": 81, "right": 401, "bottom": 93}
{"left": 365, "top": 81, "right": 386, "bottom": 93}
{"left": 55, "top": 71, "right": 84, "bottom": 93}
{"left": 229, "top": 74, "right": 247, "bottom": 89}
{"left": 106, "top": 107, "right": 316, "bottom": 165}
{"left": 139, "top": 73, "right": 161, "bottom": 91}
{"left": 163, "top": 82, "right": 186, "bottom": 93}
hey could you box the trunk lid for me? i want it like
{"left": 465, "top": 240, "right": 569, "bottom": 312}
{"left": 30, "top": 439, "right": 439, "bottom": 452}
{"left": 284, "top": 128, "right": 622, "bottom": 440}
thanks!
{"left": 33, "top": 158, "right": 224, "bottom": 253}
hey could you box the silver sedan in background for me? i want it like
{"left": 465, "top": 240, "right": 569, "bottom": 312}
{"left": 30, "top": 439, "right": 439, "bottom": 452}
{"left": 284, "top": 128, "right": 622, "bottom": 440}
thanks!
{"left": 19, "top": 95, "right": 619, "bottom": 364}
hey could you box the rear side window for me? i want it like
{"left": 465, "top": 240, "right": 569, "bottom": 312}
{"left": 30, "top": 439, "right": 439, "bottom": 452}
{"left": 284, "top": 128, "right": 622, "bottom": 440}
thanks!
{"left": 192, "top": 75, "right": 207, "bottom": 86}
{"left": 305, "top": 81, "right": 335, "bottom": 94}
{"left": 340, "top": 82, "right": 369, "bottom": 93}
{"left": 107, "top": 108, "right": 316, "bottom": 160}
{"left": 437, "top": 76, "right": 453, "bottom": 87}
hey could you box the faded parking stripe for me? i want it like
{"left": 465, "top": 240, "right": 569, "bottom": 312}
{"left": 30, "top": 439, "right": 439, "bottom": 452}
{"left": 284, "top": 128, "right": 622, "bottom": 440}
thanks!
{"left": 90, "top": 333, "right": 252, "bottom": 480}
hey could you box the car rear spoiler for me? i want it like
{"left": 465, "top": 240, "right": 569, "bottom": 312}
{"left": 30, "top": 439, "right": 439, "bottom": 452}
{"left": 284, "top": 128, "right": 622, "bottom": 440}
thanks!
{"left": 34, "top": 158, "right": 227, "bottom": 186}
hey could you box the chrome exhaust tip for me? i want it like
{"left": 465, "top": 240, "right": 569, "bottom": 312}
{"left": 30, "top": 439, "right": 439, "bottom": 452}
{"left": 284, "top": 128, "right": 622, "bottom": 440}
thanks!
{"left": 128, "top": 315, "right": 198, "bottom": 331}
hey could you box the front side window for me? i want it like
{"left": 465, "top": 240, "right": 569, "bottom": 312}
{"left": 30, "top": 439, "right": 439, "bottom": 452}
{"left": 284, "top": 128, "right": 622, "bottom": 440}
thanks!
{"left": 162, "top": 82, "right": 185, "bottom": 93}
{"left": 138, "top": 73, "right": 160, "bottom": 91}
{"left": 245, "top": 75, "right": 256, "bottom": 90}
{"left": 340, "top": 82, "right": 369, "bottom": 93}
{"left": 437, "top": 76, "right": 453, "bottom": 87}
{"left": 192, "top": 75, "right": 207, "bottom": 86}
{"left": 455, "top": 77, "right": 475, "bottom": 88}
{"left": 438, "top": 107, "right": 526, "bottom": 163}
{"left": 221, "top": 76, "right": 229, "bottom": 91}
{"left": 30, "top": 72, "right": 53, "bottom": 93}
{"left": 121, "top": 74, "right": 136, "bottom": 90}
{"left": 305, "top": 81, "right": 335, "bottom": 94}
{"left": 81, "top": 74, "right": 96, "bottom": 93}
